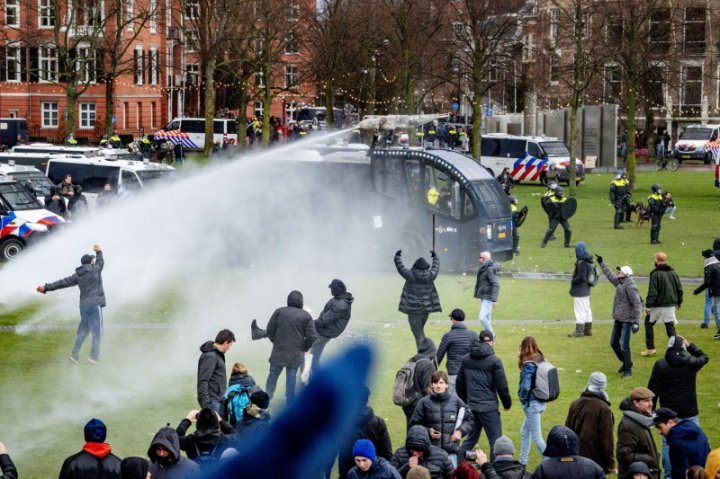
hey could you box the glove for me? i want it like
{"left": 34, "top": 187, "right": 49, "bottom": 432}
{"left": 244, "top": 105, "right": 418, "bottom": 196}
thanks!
{"left": 595, "top": 254, "right": 603, "bottom": 264}
{"left": 395, "top": 250, "right": 402, "bottom": 256}
{"left": 632, "top": 323, "right": 640, "bottom": 334}
{"left": 430, "top": 250, "right": 437, "bottom": 258}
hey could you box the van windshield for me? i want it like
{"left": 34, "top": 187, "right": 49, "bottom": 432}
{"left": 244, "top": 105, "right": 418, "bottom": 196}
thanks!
{"left": 680, "top": 128, "right": 713, "bottom": 140}
{"left": 137, "top": 170, "right": 174, "bottom": 187}
{"left": 540, "top": 141, "right": 570, "bottom": 157}
{"left": 0, "top": 182, "right": 42, "bottom": 210}
{"left": 165, "top": 120, "right": 181, "bottom": 131}
{"left": 7, "top": 171, "right": 54, "bottom": 197}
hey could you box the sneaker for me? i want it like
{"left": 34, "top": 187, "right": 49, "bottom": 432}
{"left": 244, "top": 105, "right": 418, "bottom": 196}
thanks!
{"left": 669, "top": 216, "right": 676, "bottom": 220}
{"left": 69, "top": 355, "right": 79, "bottom": 364}
{"left": 714, "top": 333, "right": 720, "bottom": 340}
{"left": 640, "top": 349, "right": 656, "bottom": 356}
{"left": 621, "top": 371, "right": 633, "bottom": 378}
{"left": 701, "top": 323, "right": 709, "bottom": 329}
{"left": 88, "top": 358, "right": 100, "bottom": 364}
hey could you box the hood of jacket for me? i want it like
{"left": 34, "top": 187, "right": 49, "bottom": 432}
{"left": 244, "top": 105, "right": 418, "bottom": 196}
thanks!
{"left": 665, "top": 346, "right": 690, "bottom": 366}
{"left": 704, "top": 256, "right": 719, "bottom": 268}
{"left": 147, "top": 427, "right": 180, "bottom": 464}
{"left": 337, "top": 291, "right": 354, "bottom": 304}
{"left": 287, "top": 290, "right": 304, "bottom": 308}
{"left": 405, "top": 425, "right": 431, "bottom": 454}
{"left": 580, "top": 389, "right": 610, "bottom": 406}
{"left": 355, "top": 404, "right": 375, "bottom": 427}
{"left": 199, "top": 341, "right": 216, "bottom": 354}
{"left": 416, "top": 337, "right": 437, "bottom": 358}
{"left": 543, "top": 425, "right": 579, "bottom": 457}
{"left": 625, "top": 461, "right": 652, "bottom": 478}
{"left": 469, "top": 339, "right": 494, "bottom": 359}
{"left": 714, "top": 238, "right": 720, "bottom": 251}
{"left": 668, "top": 419, "right": 702, "bottom": 443}
{"left": 75, "top": 264, "right": 93, "bottom": 276}
{"left": 575, "top": 242, "right": 590, "bottom": 260}
{"left": 619, "top": 397, "right": 654, "bottom": 427}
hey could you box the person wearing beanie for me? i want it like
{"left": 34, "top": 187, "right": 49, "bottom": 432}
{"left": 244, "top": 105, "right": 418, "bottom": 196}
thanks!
{"left": 120, "top": 457, "right": 149, "bottom": 479}
{"left": 531, "top": 426, "right": 605, "bottom": 479}
{"left": 390, "top": 425, "right": 454, "bottom": 479}
{"left": 148, "top": 427, "right": 200, "bottom": 478}
{"left": 347, "top": 439, "right": 400, "bottom": 479}
{"left": 59, "top": 418, "right": 122, "bottom": 479}
{"left": 398, "top": 338, "right": 438, "bottom": 429}
{"left": 624, "top": 461, "right": 652, "bottom": 479}
{"left": 437, "top": 308, "right": 478, "bottom": 393}
{"left": 235, "top": 390, "right": 273, "bottom": 440}
{"left": 0, "top": 442, "right": 18, "bottom": 479}
{"left": 564, "top": 372, "right": 615, "bottom": 474}
{"left": 394, "top": 249, "right": 441, "bottom": 349}
{"left": 36, "top": 244, "right": 106, "bottom": 364}
{"left": 642, "top": 252, "right": 682, "bottom": 356}
{"left": 474, "top": 251, "right": 501, "bottom": 336}
{"left": 310, "top": 278, "right": 355, "bottom": 375}
{"left": 568, "top": 241, "right": 597, "bottom": 337}
{"left": 469, "top": 436, "right": 531, "bottom": 479}
{"left": 652, "top": 407, "right": 710, "bottom": 479}
{"left": 617, "top": 387, "right": 661, "bottom": 479}
{"left": 596, "top": 254, "right": 643, "bottom": 377}
{"left": 693, "top": 249, "right": 720, "bottom": 336}
{"left": 175, "top": 407, "right": 236, "bottom": 464}
{"left": 648, "top": 335, "right": 708, "bottom": 479}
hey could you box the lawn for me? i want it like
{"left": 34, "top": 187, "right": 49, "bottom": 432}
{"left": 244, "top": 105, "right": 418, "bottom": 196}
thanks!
{"left": 0, "top": 168, "right": 718, "bottom": 477}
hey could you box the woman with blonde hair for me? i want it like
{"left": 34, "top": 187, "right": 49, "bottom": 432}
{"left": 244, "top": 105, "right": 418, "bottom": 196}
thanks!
{"left": 517, "top": 336, "right": 547, "bottom": 465}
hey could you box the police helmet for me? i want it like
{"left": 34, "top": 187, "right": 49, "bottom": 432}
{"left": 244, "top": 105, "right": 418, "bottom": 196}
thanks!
{"left": 651, "top": 183, "right": 662, "bottom": 194}
{"left": 508, "top": 195, "right": 518, "bottom": 205}
{"left": 621, "top": 171, "right": 628, "bottom": 178}
{"left": 548, "top": 181, "right": 558, "bottom": 190}
{"left": 614, "top": 172, "right": 622, "bottom": 180}
{"left": 555, "top": 186, "right": 564, "bottom": 197}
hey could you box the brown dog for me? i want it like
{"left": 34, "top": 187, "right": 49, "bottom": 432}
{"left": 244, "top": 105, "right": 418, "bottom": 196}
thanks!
{"left": 635, "top": 202, "right": 650, "bottom": 228}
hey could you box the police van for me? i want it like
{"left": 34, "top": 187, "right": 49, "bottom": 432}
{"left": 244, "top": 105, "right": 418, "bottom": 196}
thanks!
{"left": 0, "top": 118, "right": 29, "bottom": 149}
{"left": 673, "top": 124, "right": 720, "bottom": 164}
{"left": 480, "top": 133, "right": 585, "bottom": 185}
{"left": 0, "top": 162, "right": 56, "bottom": 202}
{"left": 45, "top": 156, "right": 175, "bottom": 207}
{"left": 0, "top": 174, "right": 64, "bottom": 261}
{"left": 153, "top": 118, "right": 238, "bottom": 150}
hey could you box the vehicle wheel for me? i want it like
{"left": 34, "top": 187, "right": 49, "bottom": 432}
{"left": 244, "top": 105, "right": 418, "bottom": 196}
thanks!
{"left": 539, "top": 173, "right": 548, "bottom": 186}
{"left": 705, "top": 153, "right": 713, "bottom": 165}
{"left": 655, "top": 160, "right": 663, "bottom": 172}
{"left": 668, "top": 158, "right": 680, "bottom": 172}
{"left": 0, "top": 238, "right": 24, "bottom": 261}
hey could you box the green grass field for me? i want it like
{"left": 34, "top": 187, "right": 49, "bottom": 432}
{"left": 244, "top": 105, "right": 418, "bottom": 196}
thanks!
{"left": 1, "top": 168, "right": 719, "bottom": 477}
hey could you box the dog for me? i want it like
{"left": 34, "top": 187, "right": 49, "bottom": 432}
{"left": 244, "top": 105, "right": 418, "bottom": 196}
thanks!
{"left": 634, "top": 202, "right": 650, "bottom": 228}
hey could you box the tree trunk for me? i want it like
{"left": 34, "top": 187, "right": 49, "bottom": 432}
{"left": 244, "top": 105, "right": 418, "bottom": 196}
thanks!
{"left": 237, "top": 78, "right": 248, "bottom": 149}
{"left": 324, "top": 79, "right": 334, "bottom": 131}
{"left": 104, "top": 76, "right": 115, "bottom": 136}
{"left": 626, "top": 81, "right": 638, "bottom": 188}
{"left": 568, "top": 101, "right": 578, "bottom": 195}
{"left": 203, "top": 58, "right": 217, "bottom": 156}
{"left": 66, "top": 84, "right": 78, "bottom": 138}
{"left": 471, "top": 52, "right": 483, "bottom": 160}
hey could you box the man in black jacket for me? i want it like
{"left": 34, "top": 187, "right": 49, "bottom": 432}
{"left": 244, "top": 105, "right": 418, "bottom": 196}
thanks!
{"left": 394, "top": 250, "right": 441, "bottom": 349}
{"left": 400, "top": 338, "right": 438, "bottom": 428}
{"left": 390, "top": 425, "right": 454, "bottom": 479}
{"left": 147, "top": 427, "right": 200, "bottom": 479}
{"left": 475, "top": 436, "right": 531, "bottom": 479}
{"left": 648, "top": 335, "right": 709, "bottom": 479}
{"left": 616, "top": 387, "right": 661, "bottom": 479}
{"left": 262, "top": 290, "right": 317, "bottom": 402}
{"left": 436, "top": 308, "right": 478, "bottom": 392}
{"left": 175, "top": 407, "right": 236, "bottom": 465}
{"left": 59, "top": 418, "right": 121, "bottom": 479}
{"left": 474, "top": 252, "right": 501, "bottom": 337}
{"left": 568, "top": 241, "right": 596, "bottom": 337}
{"left": 457, "top": 331, "right": 511, "bottom": 461}
{"left": 37, "top": 244, "right": 106, "bottom": 364}
{"left": 0, "top": 443, "right": 17, "bottom": 479}
{"left": 197, "top": 329, "right": 235, "bottom": 413}
{"left": 531, "top": 426, "right": 605, "bottom": 479}
{"left": 642, "top": 252, "right": 682, "bottom": 356}
{"left": 693, "top": 250, "right": 720, "bottom": 338}
{"left": 310, "top": 279, "right": 354, "bottom": 374}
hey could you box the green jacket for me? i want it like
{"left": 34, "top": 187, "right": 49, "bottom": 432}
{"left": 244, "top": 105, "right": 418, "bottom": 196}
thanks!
{"left": 646, "top": 264, "right": 683, "bottom": 308}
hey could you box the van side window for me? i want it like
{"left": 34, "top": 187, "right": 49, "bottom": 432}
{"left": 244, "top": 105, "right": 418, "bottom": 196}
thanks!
{"left": 405, "top": 160, "right": 422, "bottom": 201}
{"left": 481, "top": 138, "right": 501, "bottom": 157}
{"left": 500, "top": 139, "right": 526, "bottom": 159}
{"left": 373, "top": 156, "right": 408, "bottom": 202}
{"left": 463, "top": 190, "right": 476, "bottom": 219}
{"left": 424, "top": 164, "right": 458, "bottom": 218}
{"left": 226, "top": 121, "right": 238, "bottom": 134}
{"left": 213, "top": 121, "right": 225, "bottom": 134}
{"left": 121, "top": 170, "right": 142, "bottom": 192}
{"left": 165, "top": 120, "right": 180, "bottom": 131}
{"left": 528, "top": 142, "right": 543, "bottom": 158}
{"left": 181, "top": 121, "right": 204, "bottom": 133}
{"left": 712, "top": 130, "right": 718, "bottom": 141}
{"left": 47, "top": 163, "right": 118, "bottom": 194}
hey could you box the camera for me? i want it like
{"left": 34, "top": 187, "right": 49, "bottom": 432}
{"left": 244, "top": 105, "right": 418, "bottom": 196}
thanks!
{"left": 464, "top": 451, "right": 477, "bottom": 461}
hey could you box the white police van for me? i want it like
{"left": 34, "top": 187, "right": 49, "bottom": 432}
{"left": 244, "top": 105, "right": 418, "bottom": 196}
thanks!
{"left": 153, "top": 118, "right": 238, "bottom": 150}
{"left": 0, "top": 174, "right": 64, "bottom": 260}
{"left": 673, "top": 124, "right": 720, "bottom": 164}
{"left": 45, "top": 156, "right": 175, "bottom": 207}
{"left": 0, "top": 162, "right": 56, "bottom": 202}
{"left": 480, "top": 133, "right": 585, "bottom": 185}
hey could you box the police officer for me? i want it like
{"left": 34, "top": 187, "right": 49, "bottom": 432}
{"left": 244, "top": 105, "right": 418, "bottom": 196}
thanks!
{"left": 541, "top": 186, "right": 572, "bottom": 248}
{"left": 621, "top": 171, "right": 633, "bottom": 222}
{"left": 648, "top": 184, "right": 667, "bottom": 244}
{"left": 65, "top": 133, "right": 78, "bottom": 146}
{"left": 109, "top": 131, "right": 122, "bottom": 148}
{"left": 510, "top": 195, "right": 522, "bottom": 254}
{"left": 541, "top": 181, "right": 559, "bottom": 241}
{"left": 140, "top": 135, "right": 152, "bottom": 160}
{"left": 447, "top": 125, "right": 459, "bottom": 149}
{"left": 609, "top": 172, "right": 628, "bottom": 229}
{"left": 424, "top": 123, "right": 437, "bottom": 147}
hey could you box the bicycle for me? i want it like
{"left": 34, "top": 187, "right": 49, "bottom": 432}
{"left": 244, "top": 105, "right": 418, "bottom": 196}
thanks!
{"left": 655, "top": 152, "right": 679, "bottom": 172}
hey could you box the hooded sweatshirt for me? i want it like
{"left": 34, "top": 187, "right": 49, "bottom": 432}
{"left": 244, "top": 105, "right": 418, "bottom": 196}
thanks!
{"left": 648, "top": 342, "right": 708, "bottom": 418}
{"left": 197, "top": 341, "right": 227, "bottom": 407}
{"left": 389, "top": 425, "right": 454, "bottom": 479}
{"left": 44, "top": 250, "right": 106, "bottom": 307}
{"left": 147, "top": 427, "right": 201, "bottom": 479}
{"left": 532, "top": 425, "right": 605, "bottom": 479}
{"left": 456, "top": 339, "right": 511, "bottom": 412}
{"left": 267, "top": 290, "right": 317, "bottom": 368}
{"left": 569, "top": 242, "right": 594, "bottom": 297}
{"left": 394, "top": 252, "right": 442, "bottom": 314}
{"left": 694, "top": 256, "right": 720, "bottom": 297}
{"left": 666, "top": 420, "right": 711, "bottom": 479}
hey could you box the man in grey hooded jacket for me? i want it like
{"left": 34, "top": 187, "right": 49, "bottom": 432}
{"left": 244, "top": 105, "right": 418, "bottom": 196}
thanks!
{"left": 37, "top": 244, "right": 106, "bottom": 364}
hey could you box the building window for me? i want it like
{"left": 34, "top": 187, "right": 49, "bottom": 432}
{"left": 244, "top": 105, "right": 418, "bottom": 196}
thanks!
{"left": 150, "top": 102, "right": 155, "bottom": 128}
{"left": 645, "top": 66, "right": 666, "bottom": 108}
{"left": 649, "top": 9, "right": 670, "bottom": 51}
{"left": 39, "top": 0, "right": 55, "bottom": 27}
{"left": 452, "top": 22, "right": 467, "bottom": 43}
{"left": 285, "top": 64, "right": 298, "bottom": 89}
{"left": 134, "top": 47, "right": 144, "bottom": 84}
{"left": 606, "top": 15, "right": 623, "bottom": 42}
{"left": 6, "top": 0, "right": 19, "bottom": 26}
{"left": 604, "top": 64, "right": 622, "bottom": 102}
{"left": 5, "top": 45, "right": 21, "bottom": 82}
{"left": 254, "top": 100, "right": 263, "bottom": 118}
{"left": 549, "top": 9, "right": 559, "bottom": 48}
{"left": 125, "top": 0, "right": 133, "bottom": 30}
{"left": 80, "top": 103, "right": 96, "bottom": 128}
{"left": 77, "top": 47, "right": 97, "bottom": 83}
{"left": 682, "top": 65, "right": 702, "bottom": 106}
{"left": 39, "top": 46, "right": 58, "bottom": 82}
{"left": 186, "top": 63, "right": 199, "bottom": 85}
{"left": 42, "top": 102, "right": 58, "bottom": 128}
{"left": 185, "top": 0, "right": 198, "bottom": 19}
{"left": 288, "top": 0, "right": 299, "bottom": 21}
{"left": 74, "top": 0, "right": 101, "bottom": 26}
{"left": 185, "top": 30, "right": 197, "bottom": 52}
{"left": 149, "top": 0, "right": 156, "bottom": 32}
{"left": 522, "top": 34, "right": 534, "bottom": 63}
{"left": 549, "top": 54, "right": 559, "bottom": 83}
{"left": 284, "top": 32, "right": 298, "bottom": 54}
{"left": 149, "top": 47, "right": 158, "bottom": 85}
{"left": 684, "top": 8, "right": 706, "bottom": 53}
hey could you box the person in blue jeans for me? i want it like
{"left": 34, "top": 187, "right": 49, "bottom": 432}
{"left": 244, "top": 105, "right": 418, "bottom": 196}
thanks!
{"left": 37, "top": 244, "right": 106, "bottom": 364}
{"left": 517, "top": 336, "right": 547, "bottom": 465}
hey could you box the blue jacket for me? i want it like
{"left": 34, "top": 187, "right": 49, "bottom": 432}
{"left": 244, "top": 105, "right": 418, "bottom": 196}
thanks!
{"left": 347, "top": 458, "right": 401, "bottom": 479}
{"left": 667, "top": 420, "right": 710, "bottom": 479}
{"left": 518, "top": 361, "right": 538, "bottom": 406}
{"left": 531, "top": 426, "right": 605, "bottom": 479}
{"left": 436, "top": 323, "right": 478, "bottom": 375}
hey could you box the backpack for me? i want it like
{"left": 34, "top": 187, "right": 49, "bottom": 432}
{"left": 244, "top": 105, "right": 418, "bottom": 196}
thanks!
{"left": 532, "top": 360, "right": 560, "bottom": 402}
{"left": 587, "top": 263, "right": 599, "bottom": 287}
{"left": 193, "top": 442, "right": 221, "bottom": 468}
{"left": 392, "top": 357, "right": 435, "bottom": 407}
{"left": 223, "top": 384, "right": 251, "bottom": 426}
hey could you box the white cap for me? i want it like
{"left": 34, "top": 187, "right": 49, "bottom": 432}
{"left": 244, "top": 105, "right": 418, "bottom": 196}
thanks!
{"left": 618, "top": 265, "right": 633, "bottom": 276}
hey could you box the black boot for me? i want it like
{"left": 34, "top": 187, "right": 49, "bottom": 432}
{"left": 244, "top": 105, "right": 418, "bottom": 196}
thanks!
{"left": 614, "top": 212, "right": 623, "bottom": 229}
{"left": 564, "top": 230, "right": 572, "bottom": 248}
{"left": 251, "top": 319, "right": 266, "bottom": 340}
{"left": 568, "top": 323, "right": 584, "bottom": 337}
{"left": 583, "top": 323, "right": 593, "bottom": 336}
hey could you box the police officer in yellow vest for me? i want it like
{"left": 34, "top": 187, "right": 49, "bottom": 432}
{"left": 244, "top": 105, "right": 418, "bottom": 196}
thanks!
{"left": 510, "top": 195, "right": 521, "bottom": 254}
{"left": 65, "top": 133, "right": 78, "bottom": 146}
{"left": 541, "top": 186, "right": 572, "bottom": 248}
{"left": 609, "top": 172, "right": 628, "bottom": 229}
{"left": 424, "top": 124, "right": 437, "bottom": 147}
{"left": 140, "top": 135, "right": 152, "bottom": 159}
{"left": 109, "top": 131, "right": 122, "bottom": 148}
{"left": 621, "top": 171, "right": 633, "bottom": 222}
{"left": 447, "top": 126, "right": 459, "bottom": 149}
{"left": 648, "top": 183, "right": 667, "bottom": 244}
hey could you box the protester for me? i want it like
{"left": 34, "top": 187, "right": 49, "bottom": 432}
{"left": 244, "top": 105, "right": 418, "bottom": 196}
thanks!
{"left": 652, "top": 408, "right": 710, "bottom": 479}
{"left": 0, "top": 443, "right": 16, "bottom": 479}
{"left": 474, "top": 436, "right": 531, "bottom": 479}
{"left": 37, "top": 244, "right": 106, "bottom": 364}
{"left": 474, "top": 251, "right": 500, "bottom": 336}
{"left": 693, "top": 250, "right": 720, "bottom": 340}
{"left": 234, "top": 390, "right": 272, "bottom": 440}
{"left": 120, "top": 457, "right": 150, "bottom": 479}
{"left": 624, "top": 462, "right": 653, "bottom": 479}
{"left": 311, "top": 278, "right": 354, "bottom": 373}
{"left": 147, "top": 427, "right": 201, "bottom": 479}
{"left": 59, "top": 418, "right": 122, "bottom": 479}
{"left": 398, "top": 338, "right": 438, "bottom": 428}
{"left": 389, "top": 425, "right": 454, "bottom": 479}
{"left": 347, "top": 439, "right": 401, "bottom": 479}
{"left": 437, "top": 308, "right": 478, "bottom": 392}
{"left": 197, "top": 329, "right": 235, "bottom": 412}
{"left": 175, "top": 407, "right": 235, "bottom": 464}
{"left": 616, "top": 387, "right": 661, "bottom": 479}
{"left": 96, "top": 183, "right": 116, "bottom": 207}
{"left": 517, "top": 336, "right": 548, "bottom": 465}
{"left": 394, "top": 250, "right": 442, "bottom": 348}
{"left": 643, "top": 252, "right": 682, "bottom": 356}
{"left": 530, "top": 425, "right": 605, "bottom": 479}
{"left": 568, "top": 242, "right": 596, "bottom": 337}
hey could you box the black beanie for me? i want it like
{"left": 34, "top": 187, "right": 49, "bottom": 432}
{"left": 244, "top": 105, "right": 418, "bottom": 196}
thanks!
{"left": 196, "top": 407, "right": 219, "bottom": 431}
{"left": 329, "top": 279, "right": 347, "bottom": 296}
{"left": 84, "top": 418, "right": 107, "bottom": 443}
{"left": 412, "top": 257, "right": 430, "bottom": 270}
{"left": 120, "top": 457, "right": 149, "bottom": 479}
{"left": 81, "top": 254, "right": 95, "bottom": 265}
